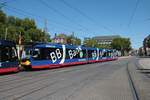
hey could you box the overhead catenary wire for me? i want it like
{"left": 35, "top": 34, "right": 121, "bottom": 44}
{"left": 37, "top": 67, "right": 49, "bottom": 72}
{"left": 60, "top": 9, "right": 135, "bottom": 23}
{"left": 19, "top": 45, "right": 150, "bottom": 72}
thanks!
{"left": 58, "top": 0, "right": 95, "bottom": 23}
{"left": 4, "top": 7, "right": 74, "bottom": 32}
{"left": 128, "top": 0, "right": 140, "bottom": 27}
{"left": 4, "top": 5, "right": 83, "bottom": 32}
{"left": 1, "top": 1, "right": 86, "bottom": 32}
{"left": 6, "top": 5, "right": 77, "bottom": 30}
{"left": 58, "top": 0, "right": 114, "bottom": 33}
{"left": 38, "top": 0, "right": 89, "bottom": 31}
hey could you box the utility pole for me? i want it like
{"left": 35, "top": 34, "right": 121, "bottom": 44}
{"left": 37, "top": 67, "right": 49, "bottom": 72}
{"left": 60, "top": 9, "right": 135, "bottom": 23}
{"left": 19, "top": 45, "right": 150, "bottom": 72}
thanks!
{"left": 44, "top": 19, "right": 48, "bottom": 42}
{"left": 44, "top": 19, "right": 48, "bottom": 33}
{"left": 5, "top": 27, "right": 8, "bottom": 40}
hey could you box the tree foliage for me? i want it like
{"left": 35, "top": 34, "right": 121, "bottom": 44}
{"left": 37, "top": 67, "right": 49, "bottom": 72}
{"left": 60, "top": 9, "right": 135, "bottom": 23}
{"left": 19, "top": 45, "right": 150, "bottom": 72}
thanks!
{"left": 55, "top": 33, "right": 81, "bottom": 45}
{"left": 83, "top": 38, "right": 111, "bottom": 48}
{"left": 66, "top": 34, "right": 81, "bottom": 45}
{"left": 0, "top": 10, "right": 51, "bottom": 44}
{"left": 111, "top": 37, "right": 131, "bottom": 56}
{"left": 83, "top": 38, "right": 97, "bottom": 47}
{"left": 147, "top": 39, "right": 150, "bottom": 48}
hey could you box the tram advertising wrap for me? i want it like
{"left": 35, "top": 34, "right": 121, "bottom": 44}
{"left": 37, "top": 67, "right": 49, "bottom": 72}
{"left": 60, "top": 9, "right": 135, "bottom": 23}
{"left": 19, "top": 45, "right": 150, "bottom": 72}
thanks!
{"left": 21, "top": 43, "right": 117, "bottom": 70}
{"left": 0, "top": 40, "right": 19, "bottom": 74}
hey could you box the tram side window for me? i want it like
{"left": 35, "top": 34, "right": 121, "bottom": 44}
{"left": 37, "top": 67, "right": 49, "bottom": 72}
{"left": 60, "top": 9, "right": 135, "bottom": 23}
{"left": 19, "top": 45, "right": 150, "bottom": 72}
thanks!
{"left": 81, "top": 50, "right": 87, "bottom": 58}
{"left": 88, "top": 50, "right": 93, "bottom": 58}
{"left": 76, "top": 49, "right": 86, "bottom": 59}
{"left": 11, "top": 47, "right": 18, "bottom": 61}
{"left": 66, "top": 49, "right": 87, "bottom": 59}
{"left": 32, "top": 48, "right": 41, "bottom": 60}
{"left": 103, "top": 51, "right": 107, "bottom": 57}
{"left": 0, "top": 46, "right": 17, "bottom": 62}
{"left": 99, "top": 50, "right": 103, "bottom": 57}
{"left": 0, "top": 49, "right": 1, "bottom": 62}
{"left": 88, "top": 50, "right": 97, "bottom": 58}
{"left": 46, "top": 48, "right": 63, "bottom": 61}
{"left": 107, "top": 51, "right": 111, "bottom": 57}
{"left": 32, "top": 48, "right": 63, "bottom": 61}
{"left": 106, "top": 51, "right": 109, "bottom": 56}
{"left": 66, "top": 49, "right": 78, "bottom": 59}
{"left": 109, "top": 51, "right": 112, "bottom": 56}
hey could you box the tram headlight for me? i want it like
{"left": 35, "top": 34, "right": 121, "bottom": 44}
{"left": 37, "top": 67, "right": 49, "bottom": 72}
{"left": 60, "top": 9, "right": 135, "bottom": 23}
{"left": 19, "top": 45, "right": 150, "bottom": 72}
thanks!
{"left": 21, "top": 60, "right": 31, "bottom": 66}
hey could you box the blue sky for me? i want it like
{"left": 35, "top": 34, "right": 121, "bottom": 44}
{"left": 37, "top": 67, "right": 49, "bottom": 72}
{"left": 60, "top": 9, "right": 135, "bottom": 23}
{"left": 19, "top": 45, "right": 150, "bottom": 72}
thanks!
{"left": 1, "top": 0, "right": 150, "bottom": 49}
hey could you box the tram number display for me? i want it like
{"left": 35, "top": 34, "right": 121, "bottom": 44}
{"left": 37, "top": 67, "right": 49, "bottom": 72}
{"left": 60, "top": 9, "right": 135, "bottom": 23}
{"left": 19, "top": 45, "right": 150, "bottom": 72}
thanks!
{"left": 50, "top": 49, "right": 62, "bottom": 63}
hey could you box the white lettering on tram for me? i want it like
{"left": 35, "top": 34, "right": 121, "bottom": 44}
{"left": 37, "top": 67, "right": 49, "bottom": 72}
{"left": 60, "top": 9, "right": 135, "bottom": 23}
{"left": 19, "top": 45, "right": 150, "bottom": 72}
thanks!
{"left": 55, "top": 49, "right": 62, "bottom": 59}
{"left": 96, "top": 48, "right": 99, "bottom": 60}
{"left": 68, "top": 50, "right": 74, "bottom": 59}
{"left": 92, "top": 50, "right": 97, "bottom": 59}
{"left": 50, "top": 52, "right": 57, "bottom": 63}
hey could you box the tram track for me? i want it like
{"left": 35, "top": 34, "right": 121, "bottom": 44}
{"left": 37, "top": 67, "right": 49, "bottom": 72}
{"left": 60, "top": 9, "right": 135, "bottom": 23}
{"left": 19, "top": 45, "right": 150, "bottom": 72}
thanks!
{"left": 0, "top": 63, "right": 96, "bottom": 84}
{"left": 0, "top": 62, "right": 112, "bottom": 99}
{"left": 1, "top": 59, "right": 134, "bottom": 100}
{"left": 126, "top": 62, "right": 139, "bottom": 100}
{"left": 0, "top": 63, "right": 95, "bottom": 85}
{"left": 10, "top": 63, "right": 117, "bottom": 100}
{"left": 0, "top": 62, "right": 111, "bottom": 87}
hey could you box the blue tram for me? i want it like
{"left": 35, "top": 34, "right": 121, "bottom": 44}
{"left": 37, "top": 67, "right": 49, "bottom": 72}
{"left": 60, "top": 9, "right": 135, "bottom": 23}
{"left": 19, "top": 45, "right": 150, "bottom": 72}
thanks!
{"left": 21, "top": 43, "right": 117, "bottom": 70}
{"left": 0, "top": 40, "right": 19, "bottom": 74}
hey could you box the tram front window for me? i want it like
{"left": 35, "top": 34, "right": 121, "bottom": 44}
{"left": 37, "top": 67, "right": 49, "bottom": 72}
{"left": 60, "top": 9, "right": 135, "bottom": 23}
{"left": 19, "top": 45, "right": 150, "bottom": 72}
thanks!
{"left": 32, "top": 48, "right": 40, "bottom": 59}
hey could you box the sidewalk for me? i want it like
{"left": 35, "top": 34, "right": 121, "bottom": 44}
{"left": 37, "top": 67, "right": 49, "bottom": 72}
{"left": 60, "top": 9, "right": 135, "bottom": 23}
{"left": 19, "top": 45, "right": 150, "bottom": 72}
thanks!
{"left": 118, "top": 56, "right": 132, "bottom": 59}
{"left": 139, "top": 58, "right": 150, "bottom": 69}
{"left": 128, "top": 59, "right": 150, "bottom": 100}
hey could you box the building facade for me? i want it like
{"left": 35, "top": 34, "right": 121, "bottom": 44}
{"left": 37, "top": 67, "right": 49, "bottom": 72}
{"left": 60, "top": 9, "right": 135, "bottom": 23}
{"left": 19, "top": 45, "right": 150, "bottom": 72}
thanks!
{"left": 52, "top": 33, "right": 67, "bottom": 44}
{"left": 143, "top": 34, "right": 150, "bottom": 56}
{"left": 92, "top": 35, "right": 120, "bottom": 45}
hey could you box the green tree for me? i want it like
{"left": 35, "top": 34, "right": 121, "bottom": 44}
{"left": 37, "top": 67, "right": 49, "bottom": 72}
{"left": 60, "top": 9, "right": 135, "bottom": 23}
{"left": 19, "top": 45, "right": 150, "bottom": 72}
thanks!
{"left": 21, "top": 18, "right": 36, "bottom": 31}
{"left": 7, "top": 16, "right": 16, "bottom": 25}
{"left": 0, "top": 10, "right": 6, "bottom": 39}
{"left": 7, "top": 25, "right": 17, "bottom": 41}
{"left": 0, "top": 10, "right": 51, "bottom": 43}
{"left": 66, "top": 34, "right": 81, "bottom": 45}
{"left": 147, "top": 39, "right": 150, "bottom": 48}
{"left": 74, "top": 37, "right": 81, "bottom": 45}
{"left": 0, "top": 10, "right": 6, "bottom": 24}
{"left": 83, "top": 38, "right": 97, "bottom": 47}
{"left": 111, "top": 37, "right": 131, "bottom": 56}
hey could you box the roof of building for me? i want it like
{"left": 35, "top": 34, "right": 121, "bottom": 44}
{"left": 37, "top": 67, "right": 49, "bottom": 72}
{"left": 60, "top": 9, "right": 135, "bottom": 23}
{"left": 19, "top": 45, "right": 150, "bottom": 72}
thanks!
{"left": 92, "top": 35, "right": 120, "bottom": 40}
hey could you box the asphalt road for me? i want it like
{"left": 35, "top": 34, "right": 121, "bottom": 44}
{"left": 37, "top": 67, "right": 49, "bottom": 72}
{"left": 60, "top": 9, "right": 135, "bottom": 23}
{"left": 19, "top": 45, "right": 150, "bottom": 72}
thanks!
{"left": 0, "top": 58, "right": 135, "bottom": 100}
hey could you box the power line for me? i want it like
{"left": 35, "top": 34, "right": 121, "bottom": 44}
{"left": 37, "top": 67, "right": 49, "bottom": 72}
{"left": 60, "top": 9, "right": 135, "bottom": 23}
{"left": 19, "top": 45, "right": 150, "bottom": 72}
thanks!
{"left": 1, "top": 1, "right": 83, "bottom": 31}
{"left": 128, "top": 0, "right": 140, "bottom": 27}
{"left": 0, "top": 0, "right": 18, "bottom": 5}
{"left": 58, "top": 0, "right": 94, "bottom": 23}
{"left": 5, "top": 7, "right": 74, "bottom": 32}
{"left": 0, "top": 2, "right": 6, "bottom": 9}
{"left": 58, "top": 0, "right": 114, "bottom": 33}
{"left": 5, "top": 5, "right": 80, "bottom": 32}
{"left": 38, "top": 0, "right": 88, "bottom": 31}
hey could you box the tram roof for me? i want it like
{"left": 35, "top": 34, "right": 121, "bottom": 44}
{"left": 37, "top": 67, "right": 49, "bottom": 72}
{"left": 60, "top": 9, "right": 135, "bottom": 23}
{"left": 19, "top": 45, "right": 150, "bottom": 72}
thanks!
{"left": 0, "top": 40, "right": 16, "bottom": 46}
{"left": 33, "top": 43, "right": 87, "bottom": 49}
